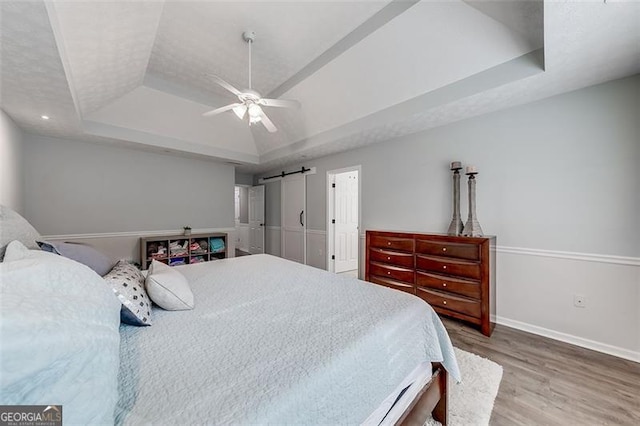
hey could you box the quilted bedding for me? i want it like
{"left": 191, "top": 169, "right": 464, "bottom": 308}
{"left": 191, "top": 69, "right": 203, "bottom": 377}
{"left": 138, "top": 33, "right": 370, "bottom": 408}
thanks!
{"left": 116, "top": 254, "right": 459, "bottom": 425}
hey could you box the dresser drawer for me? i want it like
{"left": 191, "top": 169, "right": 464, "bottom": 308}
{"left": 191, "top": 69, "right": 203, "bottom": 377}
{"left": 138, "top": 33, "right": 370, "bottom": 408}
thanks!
{"left": 415, "top": 239, "right": 479, "bottom": 261}
{"left": 369, "top": 248, "right": 414, "bottom": 268}
{"left": 369, "top": 276, "right": 415, "bottom": 295}
{"left": 369, "top": 235, "right": 414, "bottom": 253}
{"left": 369, "top": 262, "right": 414, "bottom": 284}
{"left": 416, "top": 271, "right": 481, "bottom": 299}
{"left": 416, "top": 288, "right": 481, "bottom": 318}
{"left": 415, "top": 255, "right": 481, "bottom": 280}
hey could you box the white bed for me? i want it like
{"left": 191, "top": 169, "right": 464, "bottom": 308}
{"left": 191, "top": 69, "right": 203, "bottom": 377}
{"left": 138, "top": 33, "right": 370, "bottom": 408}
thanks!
{"left": 116, "top": 254, "right": 460, "bottom": 425}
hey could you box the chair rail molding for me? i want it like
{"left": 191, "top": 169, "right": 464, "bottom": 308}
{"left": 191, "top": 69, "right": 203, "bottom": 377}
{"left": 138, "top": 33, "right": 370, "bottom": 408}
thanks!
{"left": 41, "top": 227, "right": 236, "bottom": 241}
{"left": 496, "top": 245, "right": 639, "bottom": 266}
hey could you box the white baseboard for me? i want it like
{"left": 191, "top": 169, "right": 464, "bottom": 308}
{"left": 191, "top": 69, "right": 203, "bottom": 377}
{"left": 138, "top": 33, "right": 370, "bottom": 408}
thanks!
{"left": 494, "top": 315, "right": 640, "bottom": 363}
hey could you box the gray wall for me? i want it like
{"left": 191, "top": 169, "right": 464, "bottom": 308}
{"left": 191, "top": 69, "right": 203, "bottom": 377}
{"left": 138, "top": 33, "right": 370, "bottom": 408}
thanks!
{"left": 0, "top": 109, "right": 24, "bottom": 213}
{"left": 23, "top": 135, "right": 235, "bottom": 235}
{"left": 235, "top": 171, "right": 254, "bottom": 186}
{"left": 262, "top": 75, "right": 640, "bottom": 258}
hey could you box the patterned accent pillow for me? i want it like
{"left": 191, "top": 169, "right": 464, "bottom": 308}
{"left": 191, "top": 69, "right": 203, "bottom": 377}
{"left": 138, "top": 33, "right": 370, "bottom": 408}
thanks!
{"left": 103, "top": 260, "right": 152, "bottom": 326}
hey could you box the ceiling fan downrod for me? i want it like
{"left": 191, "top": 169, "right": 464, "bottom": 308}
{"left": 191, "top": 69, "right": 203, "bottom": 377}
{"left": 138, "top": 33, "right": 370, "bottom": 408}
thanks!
{"left": 243, "top": 31, "right": 256, "bottom": 90}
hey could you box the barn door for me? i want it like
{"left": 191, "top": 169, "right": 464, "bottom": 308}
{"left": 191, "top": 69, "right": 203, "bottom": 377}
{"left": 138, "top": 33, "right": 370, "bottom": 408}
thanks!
{"left": 281, "top": 174, "right": 306, "bottom": 264}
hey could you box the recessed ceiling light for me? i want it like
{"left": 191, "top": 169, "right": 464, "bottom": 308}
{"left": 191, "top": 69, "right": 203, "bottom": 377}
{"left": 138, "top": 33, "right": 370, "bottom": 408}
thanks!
{"left": 41, "top": 115, "right": 50, "bottom": 120}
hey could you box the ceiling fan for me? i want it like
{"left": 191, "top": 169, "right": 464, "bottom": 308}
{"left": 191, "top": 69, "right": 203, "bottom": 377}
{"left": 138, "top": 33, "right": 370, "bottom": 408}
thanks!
{"left": 202, "top": 31, "right": 300, "bottom": 133}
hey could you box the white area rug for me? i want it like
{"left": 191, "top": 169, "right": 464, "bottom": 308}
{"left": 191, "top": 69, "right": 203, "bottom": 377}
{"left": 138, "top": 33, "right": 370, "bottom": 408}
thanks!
{"left": 427, "top": 347, "right": 503, "bottom": 426}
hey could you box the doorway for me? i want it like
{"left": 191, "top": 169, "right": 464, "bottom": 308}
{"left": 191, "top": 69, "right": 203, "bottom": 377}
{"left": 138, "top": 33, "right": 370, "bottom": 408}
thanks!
{"left": 327, "top": 166, "right": 361, "bottom": 275}
{"left": 235, "top": 185, "right": 265, "bottom": 256}
{"left": 234, "top": 186, "right": 250, "bottom": 255}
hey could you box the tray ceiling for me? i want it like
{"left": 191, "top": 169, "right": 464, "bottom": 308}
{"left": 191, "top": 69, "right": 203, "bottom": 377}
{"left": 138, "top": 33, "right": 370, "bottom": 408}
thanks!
{"left": 1, "top": 0, "right": 638, "bottom": 173}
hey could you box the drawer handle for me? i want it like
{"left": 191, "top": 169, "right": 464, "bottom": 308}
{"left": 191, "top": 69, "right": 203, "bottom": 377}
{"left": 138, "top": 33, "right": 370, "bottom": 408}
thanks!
{"left": 442, "top": 283, "right": 447, "bottom": 287}
{"left": 443, "top": 300, "right": 447, "bottom": 305}
{"left": 387, "top": 256, "right": 391, "bottom": 260}
{"left": 388, "top": 242, "right": 391, "bottom": 246}
{"left": 442, "top": 247, "right": 447, "bottom": 252}
{"left": 387, "top": 271, "right": 391, "bottom": 275}
{"left": 443, "top": 265, "right": 447, "bottom": 270}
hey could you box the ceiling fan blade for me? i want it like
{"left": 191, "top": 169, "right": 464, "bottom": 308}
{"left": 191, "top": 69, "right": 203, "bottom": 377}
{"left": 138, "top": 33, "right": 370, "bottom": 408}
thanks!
{"left": 208, "top": 74, "right": 243, "bottom": 97}
{"left": 202, "top": 102, "right": 242, "bottom": 117}
{"left": 259, "top": 110, "right": 277, "bottom": 133}
{"left": 259, "top": 98, "right": 301, "bottom": 109}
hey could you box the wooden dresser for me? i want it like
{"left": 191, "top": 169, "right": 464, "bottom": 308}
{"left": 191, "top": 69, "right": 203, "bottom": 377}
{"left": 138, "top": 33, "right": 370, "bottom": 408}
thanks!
{"left": 365, "top": 230, "right": 496, "bottom": 336}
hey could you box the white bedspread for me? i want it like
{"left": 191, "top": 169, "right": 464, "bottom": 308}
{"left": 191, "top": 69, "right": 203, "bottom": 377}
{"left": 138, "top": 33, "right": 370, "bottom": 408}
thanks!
{"left": 116, "top": 254, "right": 459, "bottom": 425}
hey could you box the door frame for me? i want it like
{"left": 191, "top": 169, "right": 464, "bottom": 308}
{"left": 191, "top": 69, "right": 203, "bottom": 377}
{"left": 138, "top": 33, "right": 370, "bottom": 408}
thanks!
{"left": 326, "top": 165, "right": 362, "bottom": 273}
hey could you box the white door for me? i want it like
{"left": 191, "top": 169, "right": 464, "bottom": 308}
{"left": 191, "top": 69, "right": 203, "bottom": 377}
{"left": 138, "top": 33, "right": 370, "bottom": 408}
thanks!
{"left": 248, "top": 185, "right": 265, "bottom": 254}
{"left": 281, "top": 174, "right": 306, "bottom": 264}
{"left": 333, "top": 171, "right": 359, "bottom": 272}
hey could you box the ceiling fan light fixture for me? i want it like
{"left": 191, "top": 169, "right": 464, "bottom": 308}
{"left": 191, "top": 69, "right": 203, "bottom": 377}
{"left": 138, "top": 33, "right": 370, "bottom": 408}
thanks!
{"left": 249, "top": 114, "right": 262, "bottom": 125}
{"left": 248, "top": 103, "right": 262, "bottom": 118}
{"left": 233, "top": 104, "right": 247, "bottom": 119}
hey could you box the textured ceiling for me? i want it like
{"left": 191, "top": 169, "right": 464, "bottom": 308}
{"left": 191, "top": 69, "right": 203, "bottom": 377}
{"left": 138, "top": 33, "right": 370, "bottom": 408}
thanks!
{"left": 1, "top": 0, "right": 638, "bottom": 173}
{"left": 147, "top": 0, "right": 389, "bottom": 101}
{"left": 49, "top": 0, "right": 164, "bottom": 115}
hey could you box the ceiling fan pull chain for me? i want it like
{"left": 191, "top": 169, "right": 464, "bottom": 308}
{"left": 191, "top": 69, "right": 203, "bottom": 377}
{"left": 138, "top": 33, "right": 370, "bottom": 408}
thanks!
{"left": 248, "top": 37, "right": 252, "bottom": 90}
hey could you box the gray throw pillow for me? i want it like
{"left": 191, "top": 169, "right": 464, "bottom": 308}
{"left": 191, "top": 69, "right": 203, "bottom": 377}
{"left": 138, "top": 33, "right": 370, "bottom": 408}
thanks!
{"left": 0, "top": 205, "right": 41, "bottom": 261}
{"left": 37, "top": 241, "right": 114, "bottom": 276}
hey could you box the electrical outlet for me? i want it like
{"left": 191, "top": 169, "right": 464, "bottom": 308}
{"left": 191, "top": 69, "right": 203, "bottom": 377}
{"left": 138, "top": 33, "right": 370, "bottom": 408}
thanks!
{"left": 573, "top": 294, "right": 587, "bottom": 308}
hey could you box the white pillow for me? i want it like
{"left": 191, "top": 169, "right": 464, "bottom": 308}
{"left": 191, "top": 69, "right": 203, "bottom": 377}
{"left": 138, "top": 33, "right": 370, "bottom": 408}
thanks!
{"left": 0, "top": 241, "right": 121, "bottom": 424}
{"left": 0, "top": 205, "right": 41, "bottom": 261}
{"left": 3, "top": 239, "right": 51, "bottom": 262}
{"left": 145, "top": 260, "right": 194, "bottom": 310}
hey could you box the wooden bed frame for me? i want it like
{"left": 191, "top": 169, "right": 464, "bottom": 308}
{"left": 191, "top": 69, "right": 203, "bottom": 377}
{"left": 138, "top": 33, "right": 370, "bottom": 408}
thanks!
{"left": 397, "top": 362, "right": 448, "bottom": 426}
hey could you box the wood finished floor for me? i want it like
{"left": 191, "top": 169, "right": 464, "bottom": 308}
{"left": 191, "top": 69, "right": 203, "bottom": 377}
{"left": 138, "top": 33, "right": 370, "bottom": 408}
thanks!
{"left": 442, "top": 318, "right": 640, "bottom": 425}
